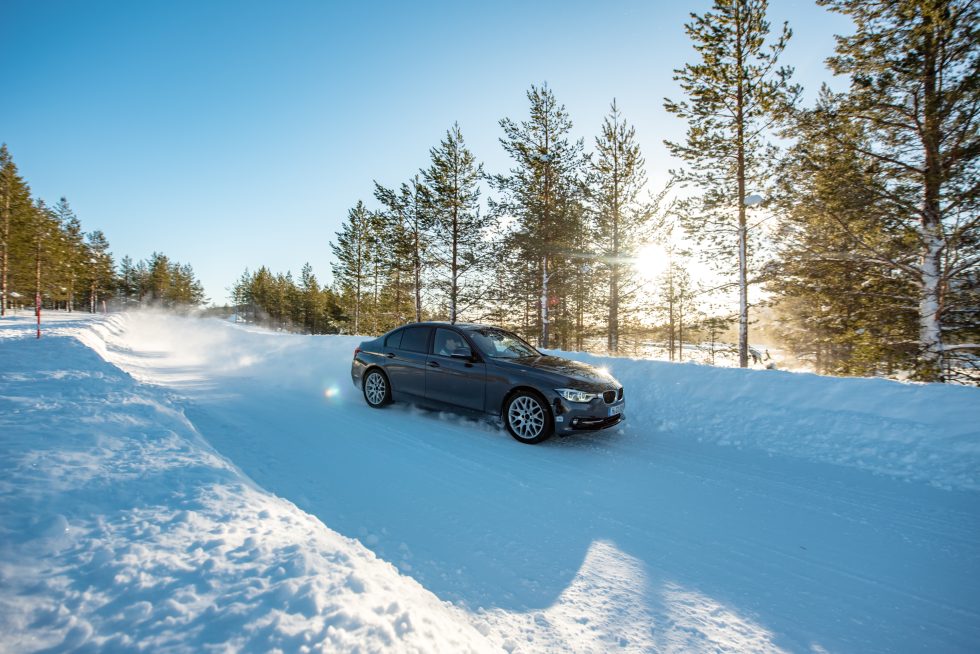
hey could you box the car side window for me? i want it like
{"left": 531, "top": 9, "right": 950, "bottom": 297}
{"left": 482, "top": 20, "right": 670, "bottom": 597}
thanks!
{"left": 433, "top": 328, "right": 470, "bottom": 357}
{"left": 399, "top": 326, "right": 431, "bottom": 353}
{"left": 385, "top": 329, "right": 403, "bottom": 349}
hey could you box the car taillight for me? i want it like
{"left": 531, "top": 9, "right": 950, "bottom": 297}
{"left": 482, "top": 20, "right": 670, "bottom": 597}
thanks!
{"left": 354, "top": 347, "right": 361, "bottom": 356}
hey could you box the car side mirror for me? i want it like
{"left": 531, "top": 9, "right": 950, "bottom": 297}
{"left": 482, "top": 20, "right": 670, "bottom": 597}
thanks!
{"left": 450, "top": 347, "right": 474, "bottom": 361}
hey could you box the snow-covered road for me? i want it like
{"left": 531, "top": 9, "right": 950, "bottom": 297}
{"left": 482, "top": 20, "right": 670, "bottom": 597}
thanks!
{"left": 2, "top": 311, "right": 979, "bottom": 652}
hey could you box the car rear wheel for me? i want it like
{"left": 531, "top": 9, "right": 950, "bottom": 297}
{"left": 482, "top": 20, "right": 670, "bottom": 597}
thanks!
{"left": 363, "top": 369, "right": 392, "bottom": 408}
{"left": 504, "top": 392, "right": 552, "bottom": 444}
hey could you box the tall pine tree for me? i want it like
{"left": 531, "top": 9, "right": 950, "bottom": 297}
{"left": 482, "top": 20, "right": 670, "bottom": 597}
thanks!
{"left": 664, "top": 0, "right": 801, "bottom": 367}
{"left": 810, "top": 0, "right": 980, "bottom": 380}
{"left": 423, "top": 123, "right": 493, "bottom": 324}
{"left": 0, "top": 146, "right": 33, "bottom": 316}
{"left": 330, "top": 201, "right": 373, "bottom": 333}
{"left": 588, "top": 100, "right": 666, "bottom": 352}
{"left": 493, "top": 84, "right": 585, "bottom": 347}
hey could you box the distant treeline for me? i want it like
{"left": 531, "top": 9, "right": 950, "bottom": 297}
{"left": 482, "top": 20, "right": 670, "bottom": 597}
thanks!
{"left": 231, "top": 264, "right": 344, "bottom": 334}
{"left": 0, "top": 145, "right": 205, "bottom": 313}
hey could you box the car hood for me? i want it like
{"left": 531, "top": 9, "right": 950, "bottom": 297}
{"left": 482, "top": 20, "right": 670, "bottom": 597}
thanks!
{"left": 494, "top": 355, "right": 619, "bottom": 388}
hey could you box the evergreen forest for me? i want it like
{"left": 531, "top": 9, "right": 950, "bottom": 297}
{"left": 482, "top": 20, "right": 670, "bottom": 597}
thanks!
{"left": 0, "top": 145, "right": 206, "bottom": 314}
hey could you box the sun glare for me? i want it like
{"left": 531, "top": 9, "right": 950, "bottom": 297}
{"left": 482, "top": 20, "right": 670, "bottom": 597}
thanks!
{"left": 634, "top": 243, "right": 669, "bottom": 282}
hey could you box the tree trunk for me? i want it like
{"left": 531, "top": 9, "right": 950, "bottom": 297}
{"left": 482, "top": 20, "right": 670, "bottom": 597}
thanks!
{"left": 373, "top": 261, "right": 379, "bottom": 334}
{"left": 540, "top": 255, "right": 549, "bottom": 348}
{"left": 678, "top": 295, "right": 684, "bottom": 362}
{"left": 450, "top": 169, "right": 459, "bottom": 324}
{"left": 735, "top": 0, "right": 749, "bottom": 368}
{"left": 608, "top": 118, "right": 621, "bottom": 353}
{"left": 917, "top": 18, "right": 944, "bottom": 381}
{"left": 540, "top": 114, "right": 551, "bottom": 349}
{"left": 414, "top": 225, "right": 422, "bottom": 323}
{"left": 1, "top": 193, "right": 8, "bottom": 317}
{"left": 667, "top": 270, "right": 675, "bottom": 361}
{"left": 35, "top": 236, "right": 42, "bottom": 337}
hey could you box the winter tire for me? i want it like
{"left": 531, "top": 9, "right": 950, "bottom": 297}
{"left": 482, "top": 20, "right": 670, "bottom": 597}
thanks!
{"left": 504, "top": 391, "right": 553, "bottom": 444}
{"left": 363, "top": 369, "right": 392, "bottom": 408}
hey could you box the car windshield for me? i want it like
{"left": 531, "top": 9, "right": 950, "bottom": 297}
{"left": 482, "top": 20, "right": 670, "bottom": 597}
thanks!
{"left": 467, "top": 328, "right": 539, "bottom": 359}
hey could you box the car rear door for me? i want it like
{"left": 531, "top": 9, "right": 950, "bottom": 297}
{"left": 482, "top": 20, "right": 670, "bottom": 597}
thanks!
{"left": 385, "top": 326, "right": 431, "bottom": 399}
{"left": 425, "top": 327, "right": 486, "bottom": 411}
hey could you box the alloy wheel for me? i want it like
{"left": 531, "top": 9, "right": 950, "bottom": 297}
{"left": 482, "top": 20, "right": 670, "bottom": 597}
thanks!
{"left": 365, "top": 371, "right": 387, "bottom": 406}
{"left": 508, "top": 395, "right": 545, "bottom": 441}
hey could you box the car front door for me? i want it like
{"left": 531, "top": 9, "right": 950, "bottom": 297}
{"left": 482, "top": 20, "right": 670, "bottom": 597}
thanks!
{"left": 386, "top": 326, "right": 431, "bottom": 399}
{"left": 425, "top": 327, "right": 486, "bottom": 411}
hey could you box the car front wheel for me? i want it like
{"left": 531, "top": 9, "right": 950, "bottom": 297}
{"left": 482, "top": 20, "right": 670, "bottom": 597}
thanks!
{"left": 504, "top": 392, "right": 553, "bottom": 444}
{"left": 363, "top": 369, "right": 392, "bottom": 408}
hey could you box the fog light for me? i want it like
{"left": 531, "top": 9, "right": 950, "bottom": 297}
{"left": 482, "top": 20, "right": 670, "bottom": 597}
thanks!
{"left": 571, "top": 418, "right": 579, "bottom": 426}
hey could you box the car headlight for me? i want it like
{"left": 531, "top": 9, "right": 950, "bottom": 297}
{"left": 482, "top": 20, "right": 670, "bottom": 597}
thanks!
{"left": 556, "top": 388, "right": 598, "bottom": 403}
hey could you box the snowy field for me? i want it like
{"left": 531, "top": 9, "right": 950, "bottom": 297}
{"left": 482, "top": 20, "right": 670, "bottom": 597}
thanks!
{"left": 1, "top": 311, "right": 979, "bottom": 653}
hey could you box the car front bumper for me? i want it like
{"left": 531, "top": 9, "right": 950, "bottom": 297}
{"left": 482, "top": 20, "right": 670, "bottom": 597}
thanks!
{"left": 551, "top": 396, "right": 625, "bottom": 435}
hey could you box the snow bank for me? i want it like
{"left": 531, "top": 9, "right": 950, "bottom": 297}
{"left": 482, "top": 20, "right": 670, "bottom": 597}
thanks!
{"left": 0, "top": 319, "right": 495, "bottom": 652}
{"left": 553, "top": 350, "right": 980, "bottom": 491}
{"left": 82, "top": 310, "right": 980, "bottom": 493}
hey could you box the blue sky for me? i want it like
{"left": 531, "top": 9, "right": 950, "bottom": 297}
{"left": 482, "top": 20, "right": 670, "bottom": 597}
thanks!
{"left": 2, "top": 0, "right": 852, "bottom": 304}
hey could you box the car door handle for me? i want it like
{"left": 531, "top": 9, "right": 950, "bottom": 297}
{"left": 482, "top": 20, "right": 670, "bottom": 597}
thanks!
{"left": 427, "top": 361, "right": 440, "bottom": 368}
{"left": 386, "top": 352, "right": 395, "bottom": 358}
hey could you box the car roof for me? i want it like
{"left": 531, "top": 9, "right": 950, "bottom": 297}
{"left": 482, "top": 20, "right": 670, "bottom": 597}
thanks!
{"left": 395, "top": 321, "right": 494, "bottom": 330}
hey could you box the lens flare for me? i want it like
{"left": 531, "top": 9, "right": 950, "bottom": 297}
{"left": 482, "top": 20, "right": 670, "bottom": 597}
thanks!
{"left": 324, "top": 386, "right": 339, "bottom": 399}
{"left": 634, "top": 243, "right": 669, "bottom": 282}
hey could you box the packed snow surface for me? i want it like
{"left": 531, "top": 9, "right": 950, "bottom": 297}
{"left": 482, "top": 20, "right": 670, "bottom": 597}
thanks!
{"left": 1, "top": 311, "right": 978, "bottom": 653}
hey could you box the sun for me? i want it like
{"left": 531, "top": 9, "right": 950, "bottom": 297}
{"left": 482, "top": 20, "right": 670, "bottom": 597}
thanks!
{"left": 633, "top": 243, "right": 669, "bottom": 282}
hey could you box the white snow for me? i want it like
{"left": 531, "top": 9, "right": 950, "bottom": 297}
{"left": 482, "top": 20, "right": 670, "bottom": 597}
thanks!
{"left": 1, "top": 310, "right": 978, "bottom": 653}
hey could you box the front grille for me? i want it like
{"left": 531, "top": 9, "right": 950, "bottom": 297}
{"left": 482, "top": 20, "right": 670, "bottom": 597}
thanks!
{"left": 602, "top": 390, "right": 617, "bottom": 404}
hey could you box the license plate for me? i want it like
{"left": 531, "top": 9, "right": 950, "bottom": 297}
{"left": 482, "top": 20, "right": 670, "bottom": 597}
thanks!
{"left": 608, "top": 405, "right": 622, "bottom": 417}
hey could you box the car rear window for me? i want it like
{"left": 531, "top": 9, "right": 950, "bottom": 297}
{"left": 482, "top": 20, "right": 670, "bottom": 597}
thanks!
{"left": 399, "top": 326, "right": 431, "bottom": 353}
{"left": 385, "top": 330, "right": 403, "bottom": 349}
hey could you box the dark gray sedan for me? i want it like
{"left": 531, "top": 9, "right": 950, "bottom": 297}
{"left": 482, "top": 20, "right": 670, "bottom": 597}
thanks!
{"left": 350, "top": 322, "right": 625, "bottom": 444}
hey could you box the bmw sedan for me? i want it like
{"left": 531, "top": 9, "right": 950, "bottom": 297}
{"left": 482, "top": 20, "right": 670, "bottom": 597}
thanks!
{"left": 350, "top": 322, "right": 625, "bottom": 444}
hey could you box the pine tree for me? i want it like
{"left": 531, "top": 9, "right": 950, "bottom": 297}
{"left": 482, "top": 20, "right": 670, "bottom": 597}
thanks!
{"left": 369, "top": 190, "right": 414, "bottom": 331}
{"left": 424, "top": 123, "right": 494, "bottom": 324}
{"left": 52, "top": 197, "right": 86, "bottom": 311}
{"left": 588, "top": 100, "right": 667, "bottom": 352}
{"left": 374, "top": 175, "right": 433, "bottom": 323}
{"left": 0, "top": 146, "right": 33, "bottom": 316}
{"left": 493, "top": 84, "right": 586, "bottom": 347}
{"left": 811, "top": 0, "right": 980, "bottom": 381}
{"left": 84, "top": 230, "right": 114, "bottom": 312}
{"left": 773, "top": 99, "right": 920, "bottom": 376}
{"left": 146, "top": 252, "right": 172, "bottom": 304}
{"left": 330, "top": 201, "right": 373, "bottom": 333}
{"left": 299, "top": 262, "right": 322, "bottom": 334}
{"left": 232, "top": 267, "right": 252, "bottom": 321}
{"left": 117, "top": 255, "right": 140, "bottom": 307}
{"left": 134, "top": 259, "right": 150, "bottom": 305}
{"left": 664, "top": 0, "right": 801, "bottom": 367}
{"left": 176, "top": 263, "right": 206, "bottom": 306}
